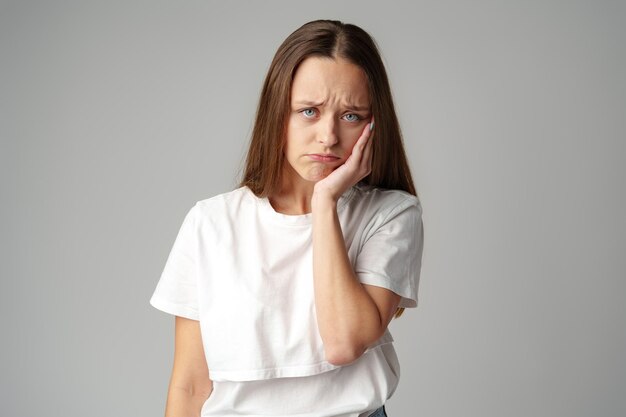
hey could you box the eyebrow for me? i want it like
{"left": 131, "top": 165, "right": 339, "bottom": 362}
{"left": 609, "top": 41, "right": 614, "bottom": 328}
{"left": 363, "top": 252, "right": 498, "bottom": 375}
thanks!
{"left": 293, "top": 100, "right": 370, "bottom": 112}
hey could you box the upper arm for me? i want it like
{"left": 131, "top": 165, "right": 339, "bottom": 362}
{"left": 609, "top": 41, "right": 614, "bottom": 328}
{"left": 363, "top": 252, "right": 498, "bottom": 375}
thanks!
{"left": 355, "top": 198, "right": 423, "bottom": 309}
{"left": 170, "top": 316, "right": 212, "bottom": 396}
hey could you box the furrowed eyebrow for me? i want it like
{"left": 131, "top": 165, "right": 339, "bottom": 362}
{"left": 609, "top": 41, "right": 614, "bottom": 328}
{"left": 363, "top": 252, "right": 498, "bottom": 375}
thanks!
{"left": 293, "top": 100, "right": 369, "bottom": 112}
{"left": 293, "top": 100, "right": 325, "bottom": 107}
{"left": 344, "top": 105, "right": 370, "bottom": 112}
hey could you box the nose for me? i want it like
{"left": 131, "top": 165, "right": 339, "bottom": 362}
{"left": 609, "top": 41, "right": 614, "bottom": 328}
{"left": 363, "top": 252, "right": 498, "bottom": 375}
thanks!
{"left": 317, "top": 115, "right": 339, "bottom": 148}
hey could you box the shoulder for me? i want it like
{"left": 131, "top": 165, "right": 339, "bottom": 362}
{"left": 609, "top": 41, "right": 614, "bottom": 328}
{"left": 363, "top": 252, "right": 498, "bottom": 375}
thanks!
{"left": 192, "top": 186, "right": 257, "bottom": 221}
{"left": 348, "top": 183, "right": 422, "bottom": 220}
{"left": 195, "top": 187, "right": 254, "bottom": 209}
{"left": 339, "top": 183, "right": 422, "bottom": 237}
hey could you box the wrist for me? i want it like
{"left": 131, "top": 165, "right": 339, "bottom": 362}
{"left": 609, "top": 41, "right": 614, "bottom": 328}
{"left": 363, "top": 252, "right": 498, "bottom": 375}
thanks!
{"left": 311, "top": 188, "right": 338, "bottom": 211}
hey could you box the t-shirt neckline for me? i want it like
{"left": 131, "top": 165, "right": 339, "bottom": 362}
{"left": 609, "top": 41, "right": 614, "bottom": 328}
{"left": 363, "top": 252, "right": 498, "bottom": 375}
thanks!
{"left": 249, "top": 185, "right": 357, "bottom": 227}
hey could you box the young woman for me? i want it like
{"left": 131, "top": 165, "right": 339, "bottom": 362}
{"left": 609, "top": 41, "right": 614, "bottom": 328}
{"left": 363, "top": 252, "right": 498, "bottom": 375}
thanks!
{"left": 150, "top": 19, "right": 424, "bottom": 417}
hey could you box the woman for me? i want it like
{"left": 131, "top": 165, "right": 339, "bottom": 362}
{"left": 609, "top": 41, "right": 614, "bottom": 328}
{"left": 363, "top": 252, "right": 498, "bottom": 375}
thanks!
{"left": 150, "top": 19, "right": 424, "bottom": 417}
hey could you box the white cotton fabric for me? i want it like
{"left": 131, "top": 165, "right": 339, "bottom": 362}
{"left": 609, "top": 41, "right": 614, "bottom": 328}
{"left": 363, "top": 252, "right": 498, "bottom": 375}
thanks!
{"left": 150, "top": 183, "right": 424, "bottom": 416}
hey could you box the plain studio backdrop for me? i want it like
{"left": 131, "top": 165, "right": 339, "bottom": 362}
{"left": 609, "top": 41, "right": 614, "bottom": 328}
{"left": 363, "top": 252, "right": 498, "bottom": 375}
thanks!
{"left": 1, "top": 1, "right": 624, "bottom": 416}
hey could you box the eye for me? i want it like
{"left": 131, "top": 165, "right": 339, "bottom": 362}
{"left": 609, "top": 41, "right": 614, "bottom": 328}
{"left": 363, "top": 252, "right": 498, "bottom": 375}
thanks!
{"left": 342, "top": 113, "right": 361, "bottom": 122}
{"left": 300, "top": 108, "right": 317, "bottom": 118}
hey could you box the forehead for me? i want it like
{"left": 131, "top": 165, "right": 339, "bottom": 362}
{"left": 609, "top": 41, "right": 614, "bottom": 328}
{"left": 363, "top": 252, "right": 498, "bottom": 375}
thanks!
{"left": 290, "top": 56, "right": 370, "bottom": 107}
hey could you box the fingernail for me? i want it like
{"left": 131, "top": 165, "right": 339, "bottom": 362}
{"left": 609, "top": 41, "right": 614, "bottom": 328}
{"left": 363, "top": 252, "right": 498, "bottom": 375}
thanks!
{"left": 369, "top": 121, "right": 375, "bottom": 132}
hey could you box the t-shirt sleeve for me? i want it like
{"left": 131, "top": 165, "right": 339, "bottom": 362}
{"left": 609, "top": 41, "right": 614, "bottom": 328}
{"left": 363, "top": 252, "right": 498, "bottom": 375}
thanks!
{"left": 149, "top": 203, "right": 200, "bottom": 320}
{"left": 354, "top": 196, "right": 424, "bottom": 308}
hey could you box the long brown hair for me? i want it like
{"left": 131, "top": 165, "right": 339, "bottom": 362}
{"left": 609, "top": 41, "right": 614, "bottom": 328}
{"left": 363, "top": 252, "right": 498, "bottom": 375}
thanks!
{"left": 240, "top": 20, "right": 417, "bottom": 319}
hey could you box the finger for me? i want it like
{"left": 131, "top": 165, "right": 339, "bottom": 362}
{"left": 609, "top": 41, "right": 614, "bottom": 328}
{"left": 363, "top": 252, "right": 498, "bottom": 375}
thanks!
{"left": 363, "top": 125, "right": 374, "bottom": 158}
{"left": 361, "top": 130, "right": 374, "bottom": 174}
{"left": 361, "top": 119, "right": 374, "bottom": 164}
{"left": 354, "top": 121, "right": 372, "bottom": 156}
{"left": 345, "top": 125, "right": 368, "bottom": 166}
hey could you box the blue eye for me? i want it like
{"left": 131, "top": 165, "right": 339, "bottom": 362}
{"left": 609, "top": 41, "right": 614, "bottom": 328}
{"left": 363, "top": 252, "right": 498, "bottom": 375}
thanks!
{"left": 301, "top": 108, "right": 316, "bottom": 118}
{"left": 343, "top": 113, "right": 360, "bottom": 122}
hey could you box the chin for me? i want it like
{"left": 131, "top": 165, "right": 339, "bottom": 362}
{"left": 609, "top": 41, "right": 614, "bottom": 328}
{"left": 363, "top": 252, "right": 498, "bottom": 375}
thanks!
{"left": 306, "top": 165, "right": 332, "bottom": 182}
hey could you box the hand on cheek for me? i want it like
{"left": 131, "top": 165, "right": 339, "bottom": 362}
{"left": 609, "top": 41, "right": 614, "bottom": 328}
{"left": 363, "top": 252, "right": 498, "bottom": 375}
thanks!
{"left": 313, "top": 117, "right": 375, "bottom": 203}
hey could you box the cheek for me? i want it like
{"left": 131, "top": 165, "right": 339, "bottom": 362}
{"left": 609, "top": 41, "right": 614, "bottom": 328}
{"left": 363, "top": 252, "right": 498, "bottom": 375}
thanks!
{"left": 284, "top": 118, "right": 300, "bottom": 153}
{"left": 285, "top": 121, "right": 313, "bottom": 153}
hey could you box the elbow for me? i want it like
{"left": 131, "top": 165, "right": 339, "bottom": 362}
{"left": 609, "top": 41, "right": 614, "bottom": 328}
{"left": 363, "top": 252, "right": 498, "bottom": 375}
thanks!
{"left": 324, "top": 343, "right": 365, "bottom": 366}
{"left": 323, "top": 327, "right": 386, "bottom": 366}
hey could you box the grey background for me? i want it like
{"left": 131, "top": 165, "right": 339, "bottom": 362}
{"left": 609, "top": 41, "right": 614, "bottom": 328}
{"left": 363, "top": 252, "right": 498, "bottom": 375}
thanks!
{"left": 1, "top": 0, "right": 624, "bottom": 416}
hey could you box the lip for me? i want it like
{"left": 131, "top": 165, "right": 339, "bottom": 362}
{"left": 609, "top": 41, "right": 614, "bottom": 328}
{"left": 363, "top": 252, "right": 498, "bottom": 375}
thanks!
{"left": 307, "top": 153, "right": 340, "bottom": 162}
{"left": 307, "top": 154, "right": 341, "bottom": 162}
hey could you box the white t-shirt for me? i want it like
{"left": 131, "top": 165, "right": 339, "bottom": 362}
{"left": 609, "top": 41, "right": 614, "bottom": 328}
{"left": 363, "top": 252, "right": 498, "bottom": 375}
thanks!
{"left": 150, "top": 183, "right": 424, "bottom": 417}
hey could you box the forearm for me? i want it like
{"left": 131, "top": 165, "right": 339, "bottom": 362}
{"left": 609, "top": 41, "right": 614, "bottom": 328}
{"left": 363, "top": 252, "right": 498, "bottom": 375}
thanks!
{"left": 165, "top": 382, "right": 212, "bottom": 417}
{"left": 311, "top": 194, "right": 383, "bottom": 365}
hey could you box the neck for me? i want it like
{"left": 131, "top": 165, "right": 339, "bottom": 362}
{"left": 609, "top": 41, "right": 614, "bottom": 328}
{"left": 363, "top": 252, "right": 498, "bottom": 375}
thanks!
{"left": 269, "top": 166, "right": 316, "bottom": 215}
